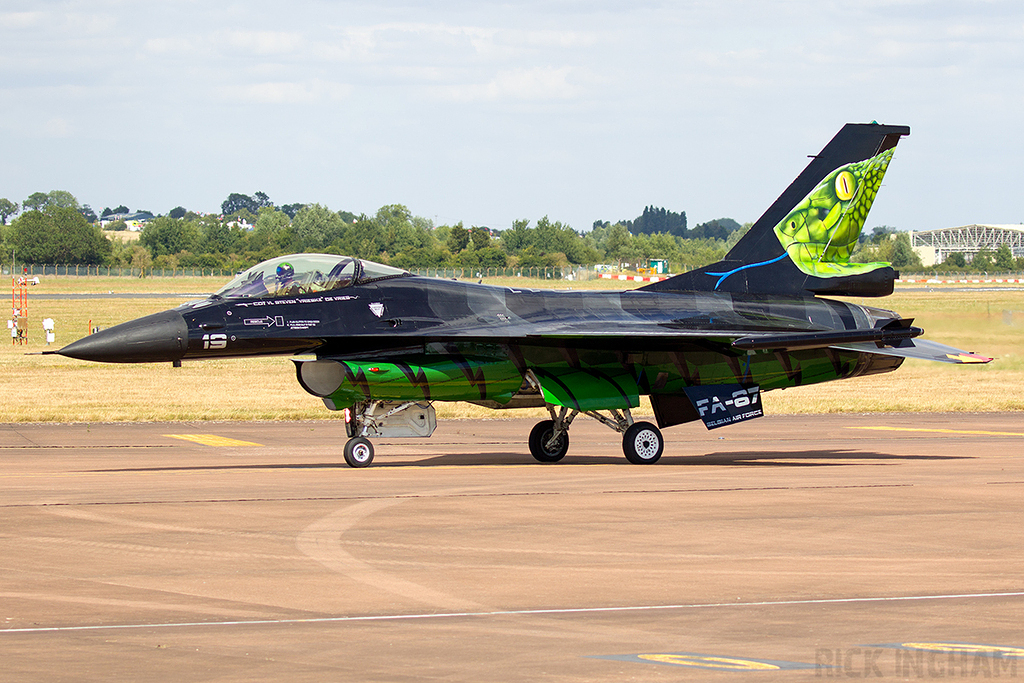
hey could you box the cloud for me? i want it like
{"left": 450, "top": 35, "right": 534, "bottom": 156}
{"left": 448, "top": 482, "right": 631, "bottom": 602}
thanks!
{"left": 145, "top": 30, "right": 305, "bottom": 59}
{"left": 435, "top": 66, "right": 582, "bottom": 102}
{"left": 221, "top": 30, "right": 305, "bottom": 55}
{"left": 144, "top": 36, "right": 195, "bottom": 55}
{"left": 220, "top": 79, "right": 353, "bottom": 105}
{"left": 0, "top": 11, "right": 46, "bottom": 29}
{"left": 2, "top": 0, "right": 1023, "bottom": 232}
{"left": 41, "top": 116, "right": 73, "bottom": 138}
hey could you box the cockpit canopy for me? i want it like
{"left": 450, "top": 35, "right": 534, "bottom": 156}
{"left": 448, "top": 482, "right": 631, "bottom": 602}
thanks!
{"left": 215, "top": 254, "right": 410, "bottom": 300}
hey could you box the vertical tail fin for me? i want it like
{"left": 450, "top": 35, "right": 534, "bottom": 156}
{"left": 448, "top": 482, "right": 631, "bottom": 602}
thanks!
{"left": 640, "top": 122, "right": 910, "bottom": 297}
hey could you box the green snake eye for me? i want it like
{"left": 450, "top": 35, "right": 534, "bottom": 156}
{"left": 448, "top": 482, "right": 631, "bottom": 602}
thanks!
{"left": 835, "top": 171, "right": 855, "bottom": 200}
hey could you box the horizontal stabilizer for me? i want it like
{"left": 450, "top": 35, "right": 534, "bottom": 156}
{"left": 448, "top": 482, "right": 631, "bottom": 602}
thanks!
{"left": 831, "top": 339, "right": 993, "bottom": 364}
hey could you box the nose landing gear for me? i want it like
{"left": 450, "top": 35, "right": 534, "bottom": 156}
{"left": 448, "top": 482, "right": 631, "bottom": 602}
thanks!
{"left": 340, "top": 400, "right": 436, "bottom": 468}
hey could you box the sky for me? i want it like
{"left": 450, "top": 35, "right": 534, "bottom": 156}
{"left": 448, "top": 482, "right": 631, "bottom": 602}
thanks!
{"left": 1, "top": 0, "right": 1022, "bottom": 234}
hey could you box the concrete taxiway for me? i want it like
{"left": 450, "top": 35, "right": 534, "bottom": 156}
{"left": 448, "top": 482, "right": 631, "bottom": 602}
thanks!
{"left": 1, "top": 413, "right": 1023, "bottom": 681}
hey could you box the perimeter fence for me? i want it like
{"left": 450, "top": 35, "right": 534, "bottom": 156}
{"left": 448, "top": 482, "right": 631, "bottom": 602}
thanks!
{"left": 4, "top": 264, "right": 234, "bottom": 278}
{"left": 6, "top": 264, "right": 1024, "bottom": 281}
{"left": 408, "top": 266, "right": 587, "bottom": 280}
{"left": 3, "top": 264, "right": 596, "bottom": 280}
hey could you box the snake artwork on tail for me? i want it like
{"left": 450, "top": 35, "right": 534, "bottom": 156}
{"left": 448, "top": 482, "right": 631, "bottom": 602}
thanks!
{"left": 774, "top": 148, "right": 894, "bottom": 278}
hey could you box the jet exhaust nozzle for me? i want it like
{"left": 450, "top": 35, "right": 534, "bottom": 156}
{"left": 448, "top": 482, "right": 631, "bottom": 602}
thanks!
{"left": 56, "top": 309, "right": 190, "bottom": 363}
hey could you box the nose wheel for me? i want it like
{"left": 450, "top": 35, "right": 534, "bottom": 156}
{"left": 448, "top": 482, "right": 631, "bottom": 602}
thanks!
{"left": 343, "top": 437, "right": 374, "bottom": 467}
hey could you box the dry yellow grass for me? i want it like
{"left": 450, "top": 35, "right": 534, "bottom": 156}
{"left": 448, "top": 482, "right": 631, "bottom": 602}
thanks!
{"left": 2, "top": 275, "right": 1021, "bottom": 422}
{"left": 22, "top": 275, "right": 215, "bottom": 295}
{"left": 102, "top": 230, "right": 141, "bottom": 242}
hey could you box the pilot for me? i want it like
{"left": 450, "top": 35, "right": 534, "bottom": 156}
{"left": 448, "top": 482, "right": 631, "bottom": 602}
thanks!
{"left": 275, "top": 262, "right": 302, "bottom": 296}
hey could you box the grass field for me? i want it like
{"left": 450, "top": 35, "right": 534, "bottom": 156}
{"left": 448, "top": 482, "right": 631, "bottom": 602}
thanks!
{"left": 2, "top": 274, "right": 1021, "bottom": 422}
{"left": 102, "top": 230, "right": 141, "bottom": 242}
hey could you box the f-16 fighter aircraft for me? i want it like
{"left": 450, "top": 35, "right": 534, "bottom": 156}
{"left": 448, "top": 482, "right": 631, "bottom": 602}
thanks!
{"left": 54, "top": 123, "right": 991, "bottom": 467}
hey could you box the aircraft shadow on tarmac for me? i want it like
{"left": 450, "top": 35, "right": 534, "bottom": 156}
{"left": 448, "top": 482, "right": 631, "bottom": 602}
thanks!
{"left": 662, "top": 450, "right": 968, "bottom": 467}
{"left": 88, "top": 449, "right": 969, "bottom": 473}
{"left": 397, "top": 449, "right": 970, "bottom": 468}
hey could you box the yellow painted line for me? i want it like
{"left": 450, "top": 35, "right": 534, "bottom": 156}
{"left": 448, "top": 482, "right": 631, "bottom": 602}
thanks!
{"left": 638, "top": 654, "right": 779, "bottom": 670}
{"left": 164, "top": 434, "right": 263, "bottom": 447}
{"left": 848, "top": 426, "right": 1024, "bottom": 437}
{"left": 900, "top": 643, "right": 1024, "bottom": 658}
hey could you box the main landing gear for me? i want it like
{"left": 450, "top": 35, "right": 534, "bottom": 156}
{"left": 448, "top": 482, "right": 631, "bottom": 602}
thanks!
{"left": 528, "top": 405, "right": 664, "bottom": 465}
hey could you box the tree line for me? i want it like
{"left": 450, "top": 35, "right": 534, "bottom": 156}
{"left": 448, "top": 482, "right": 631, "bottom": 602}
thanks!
{"left": 0, "top": 190, "right": 754, "bottom": 274}
{"left": 2, "top": 190, "right": 1020, "bottom": 274}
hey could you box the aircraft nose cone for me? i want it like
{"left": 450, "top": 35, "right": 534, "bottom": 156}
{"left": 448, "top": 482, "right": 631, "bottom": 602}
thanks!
{"left": 57, "top": 309, "right": 190, "bottom": 363}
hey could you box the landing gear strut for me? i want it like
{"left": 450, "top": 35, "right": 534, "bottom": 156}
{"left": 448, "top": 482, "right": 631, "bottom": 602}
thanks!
{"left": 528, "top": 404, "right": 664, "bottom": 465}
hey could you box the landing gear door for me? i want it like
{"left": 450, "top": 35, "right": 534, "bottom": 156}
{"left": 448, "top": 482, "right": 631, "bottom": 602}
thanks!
{"left": 682, "top": 384, "right": 763, "bottom": 430}
{"left": 346, "top": 402, "right": 437, "bottom": 438}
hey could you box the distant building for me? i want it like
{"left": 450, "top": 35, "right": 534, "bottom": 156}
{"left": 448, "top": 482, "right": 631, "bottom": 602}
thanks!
{"left": 911, "top": 224, "right": 1024, "bottom": 266}
{"left": 99, "top": 211, "right": 154, "bottom": 231}
{"left": 225, "top": 217, "right": 254, "bottom": 230}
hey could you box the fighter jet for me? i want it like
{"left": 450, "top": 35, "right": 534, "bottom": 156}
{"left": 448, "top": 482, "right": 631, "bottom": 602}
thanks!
{"left": 54, "top": 123, "right": 990, "bottom": 467}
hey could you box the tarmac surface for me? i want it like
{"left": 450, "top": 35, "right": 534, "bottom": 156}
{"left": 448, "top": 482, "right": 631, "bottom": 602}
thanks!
{"left": 2, "top": 413, "right": 1023, "bottom": 681}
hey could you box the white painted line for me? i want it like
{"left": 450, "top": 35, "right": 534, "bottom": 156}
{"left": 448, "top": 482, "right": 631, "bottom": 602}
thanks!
{"left": 4, "top": 591, "right": 1024, "bottom": 635}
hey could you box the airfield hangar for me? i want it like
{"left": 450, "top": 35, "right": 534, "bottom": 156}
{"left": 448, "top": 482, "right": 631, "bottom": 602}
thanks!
{"left": 911, "top": 224, "right": 1024, "bottom": 266}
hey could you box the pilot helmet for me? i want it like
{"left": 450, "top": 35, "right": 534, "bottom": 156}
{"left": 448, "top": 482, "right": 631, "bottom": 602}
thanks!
{"left": 276, "top": 262, "right": 294, "bottom": 282}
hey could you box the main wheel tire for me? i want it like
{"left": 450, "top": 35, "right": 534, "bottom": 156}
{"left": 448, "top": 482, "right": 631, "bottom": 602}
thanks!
{"left": 623, "top": 421, "right": 664, "bottom": 464}
{"left": 344, "top": 437, "right": 374, "bottom": 468}
{"left": 528, "top": 420, "right": 569, "bottom": 462}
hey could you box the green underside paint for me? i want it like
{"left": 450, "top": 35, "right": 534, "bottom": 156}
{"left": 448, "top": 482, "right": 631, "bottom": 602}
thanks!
{"left": 532, "top": 368, "right": 640, "bottom": 411}
{"left": 634, "top": 347, "right": 870, "bottom": 394}
{"left": 325, "top": 357, "right": 524, "bottom": 406}
{"left": 320, "top": 343, "right": 895, "bottom": 412}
